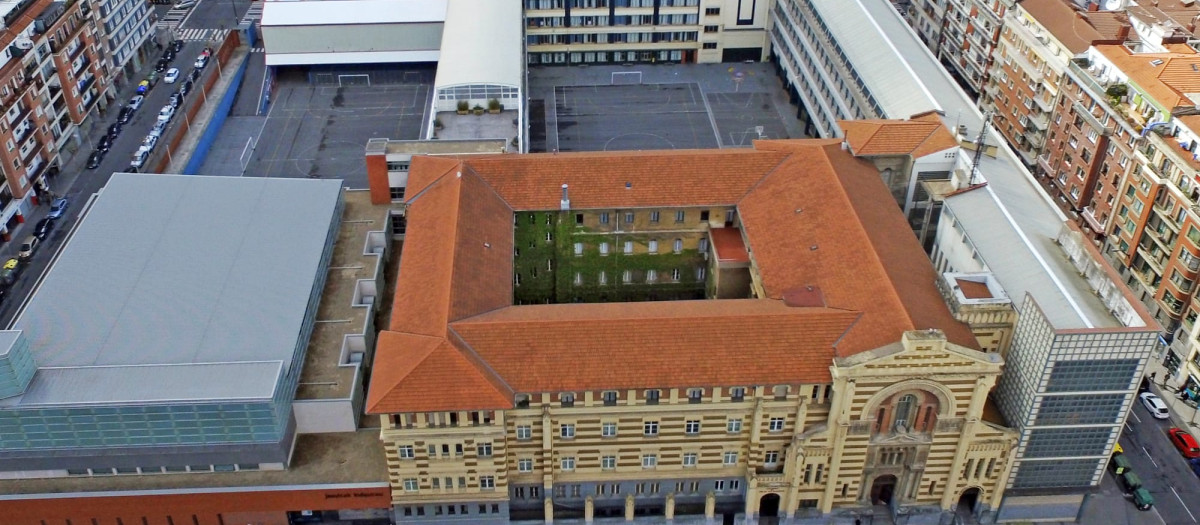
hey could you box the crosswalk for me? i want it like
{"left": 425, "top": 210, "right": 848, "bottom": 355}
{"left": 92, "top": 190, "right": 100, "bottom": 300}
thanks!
{"left": 174, "top": 28, "right": 231, "bottom": 42}
{"left": 240, "top": 2, "right": 263, "bottom": 25}
{"left": 250, "top": 47, "right": 265, "bottom": 53}
{"left": 155, "top": 7, "right": 189, "bottom": 32}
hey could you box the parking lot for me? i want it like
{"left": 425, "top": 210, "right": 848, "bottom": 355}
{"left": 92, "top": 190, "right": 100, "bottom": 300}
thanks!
{"left": 199, "top": 65, "right": 433, "bottom": 188}
{"left": 528, "top": 63, "right": 805, "bottom": 153}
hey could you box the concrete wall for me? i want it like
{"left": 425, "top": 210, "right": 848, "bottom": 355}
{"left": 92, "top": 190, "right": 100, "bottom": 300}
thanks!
{"left": 262, "top": 23, "right": 442, "bottom": 56}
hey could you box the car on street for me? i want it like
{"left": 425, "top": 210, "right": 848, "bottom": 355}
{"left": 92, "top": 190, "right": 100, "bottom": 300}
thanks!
{"left": 1140, "top": 392, "right": 1171, "bottom": 419}
{"left": 155, "top": 58, "right": 169, "bottom": 73}
{"left": 162, "top": 48, "right": 175, "bottom": 63}
{"left": 96, "top": 134, "right": 112, "bottom": 152}
{"left": 128, "top": 94, "right": 144, "bottom": 110}
{"left": 117, "top": 106, "right": 134, "bottom": 124}
{"left": 141, "top": 134, "right": 158, "bottom": 152}
{"left": 179, "top": 79, "right": 192, "bottom": 96}
{"left": 164, "top": 67, "right": 180, "bottom": 84}
{"left": 17, "top": 236, "right": 38, "bottom": 260}
{"left": 157, "top": 105, "right": 175, "bottom": 123}
{"left": 1133, "top": 487, "right": 1155, "bottom": 511}
{"left": 171, "top": 40, "right": 184, "bottom": 53}
{"left": 175, "top": 0, "right": 196, "bottom": 8}
{"left": 136, "top": 80, "right": 149, "bottom": 94}
{"left": 1169, "top": 427, "right": 1200, "bottom": 459}
{"left": 86, "top": 150, "right": 104, "bottom": 169}
{"left": 130, "top": 148, "right": 150, "bottom": 169}
{"left": 33, "top": 217, "right": 54, "bottom": 240}
{"left": 149, "top": 119, "right": 168, "bottom": 139}
{"left": 0, "top": 258, "right": 20, "bottom": 285}
{"left": 168, "top": 92, "right": 182, "bottom": 109}
{"left": 146, "top": 71, "right": 158, "bottom": 86}
{"left": 106, "top": 123, "right": 121, "bottom": 140}
{"left": 194, "top": 54, "right": 209, "bottom": 70}
{"left": 47, "top": 197, "right": 68, "bottom": 220}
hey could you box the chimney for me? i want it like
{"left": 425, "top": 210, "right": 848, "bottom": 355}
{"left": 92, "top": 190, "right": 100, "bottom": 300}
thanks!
{"left": 560, "top": 184, "right": 570, "bottom": 210}
{"left": 1088, "top": 1, "right": 1099, "bottom": 12}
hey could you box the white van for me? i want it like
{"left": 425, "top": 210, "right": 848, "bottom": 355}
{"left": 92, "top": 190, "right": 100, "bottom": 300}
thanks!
{"left": 130, "top": 147, "right": 150, "bottom": 168}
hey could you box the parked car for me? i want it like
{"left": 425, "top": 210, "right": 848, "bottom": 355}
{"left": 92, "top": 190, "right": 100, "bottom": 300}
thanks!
{"left": 146, "top": 71, "right": 159, "bottom": 87}
{"left": 0, "top": 258, "right": 20, "bottom": 285}
{"left": 47, "top": 197, "right": 68, "bottom": 220}
{"left": 141, "top": 134, "right": 158, "bottom": 152}
{"left": 175, "top": 0, "right": 196, "bottom": 8}
{"left": 168, "top": 92, "right": 182, "bottom": 109}
{"left": 171, "top": 40, "right": 184, "bottom": 53}
{"left": 179, "top": 79, "right": 192, "bottom": 96}
{"left": 190, "top": 68, "right": 201, "bottom": 82}
{"left": 106, "top": 123, "right": 121, "bottom": 140}
{"left": 130, "top": 147, "right": 150, "bottom": 169}
{"left": 33, "top": 217, "right": 54, "bottom": 240}
{"left": 149, "top": 119, "right": 168, "bottom": 139}
{"left": 136, "top": 80, "right": 149, "bottom": 94}
{"left": 17, "top": 236, "right": 38, "bottom": 260}
{"left": 117, "top": 106, "right": 134, "bottom": 124}
{"left": 86, "top": 150, "right": 104, "bottom": 169}
{"left": 1132, "top": 487, "right": 1155, "bottom": 511}
{"left": 157, "top": 105, "right": 175, "bottom": 123}
{"left": 162, "top": 48, "right": 176, "bottom": 63}
{"left": 1170, "top": 427, "right": 1200, "bottom": 459}
{"left": 125, "top": 164, "right": 139, "bottom": 173}
{"left": 128, "top": 94, "right": 144, "bottom": 110}
{"left": 155, "top": 58, "right": 169, "bottom": 73}
{"left": 194, "top": 54, "right": 209, "bottom": 70}
{"left": 1118, "top": 471, "right": 1143, "bottom": 493}
{"left": 1140, "top": 392, "right": 1170, "bottom": 419}
{"left": 96, "top": 134, "right": 112, "bottom": 152}
{"left": 164, "top": 67, "right": 180, "bottom": 84}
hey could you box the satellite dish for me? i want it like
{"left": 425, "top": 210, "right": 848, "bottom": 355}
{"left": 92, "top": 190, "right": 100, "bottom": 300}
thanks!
{"left": 13, "top": 37, "right": 32, "bottom": 50}
{"left": 1102, "top": 0, "right": 1124, "bottom": 10}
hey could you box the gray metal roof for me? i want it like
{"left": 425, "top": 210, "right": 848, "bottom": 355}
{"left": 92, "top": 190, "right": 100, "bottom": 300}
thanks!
{"left": 858, "top": 0, "right": 1144, "bottom": 330}
{"left": 814, "top": 0, "right": 941, "bottom": 121}
{"left": 6, "top": 173, "right": 343, "bottom": 406}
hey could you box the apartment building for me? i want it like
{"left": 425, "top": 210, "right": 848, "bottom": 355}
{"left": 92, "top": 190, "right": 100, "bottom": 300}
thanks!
{"left": 905, "top": 0, "right": 1013, "bottom": 97}
{"left": 96, "top": 0, "right": 153, "bottom": 78}
{"left": 525, "top": 0, "right": 771, "bottom": 66}
{"left": 981, "top": 0, "right": 1127, "bottom": 168}
{"left": 0, "top": 0, "right": 112, "bottom": 244}
{"left": 368, "top": 139, "right": 1019, "bottom": 524}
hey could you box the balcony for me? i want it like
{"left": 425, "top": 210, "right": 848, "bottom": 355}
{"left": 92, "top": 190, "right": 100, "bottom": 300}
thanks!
{"left": 1138, "top": 244, "right": 1168, "bottom": 274}
{"left": 1152, "top": 202, "right": 1182, "bottom": 232}
{"left": 1032, "top": 93, "right": 1055, "bottom": 113}
{"left": 1024, "top": 128, "right": 1045, "bottom": 147}
{"left": 1037, "top": 154, "right": 1053, "bottom": 175}
{"left": 1145, "top": 221, "right": 1177, "bottom": 251}
{"left": 1007, "top": 50, "right": 1044, "bottom": 83}
{"left": 21, "top": 142, "right": 42, "bottom": 167}
{"left": 1027, "top": 111, "right": 1049, "bottom": 130}
{"left": 70, "top": 54, "right": 89, "bottom": 76}
{"left": 13, "top": 118, "right": 33, "bottom": 143}
{"left": 1071, "top": 101, "right": 1111, "bottom": 136}
{"left": 1068, "top": 59, "right": 1113, "bottom": 101}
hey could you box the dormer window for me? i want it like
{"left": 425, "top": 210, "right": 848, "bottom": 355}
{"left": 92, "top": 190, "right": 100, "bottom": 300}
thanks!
{"left": 602, "top": 391, "right": 618, "bottom": 406}
{"left": 730, "top": 387, "right": 746, "bottom": 402}
{"left": 515, "top": 394, "right": 531, "bottom": 409}
{"left": 560, "top": 393, "right": 575, "bottom": 408}
{"left": 645, "top": 389, "right": 661, "bottom": 405}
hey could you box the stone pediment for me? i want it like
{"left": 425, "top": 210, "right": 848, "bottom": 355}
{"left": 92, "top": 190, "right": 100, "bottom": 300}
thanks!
{"left": 872, "top": 431, "right": 932, "bottom": 445}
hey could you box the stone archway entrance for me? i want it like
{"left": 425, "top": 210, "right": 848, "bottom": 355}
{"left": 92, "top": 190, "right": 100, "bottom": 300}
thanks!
{"left": 870, "top": 474, "right": 898, "bottom": 506}
{"left": 758, "top": 493, "right": 781, "bottom": 525}
{"left": 957, "top": 487, "right": 981, "bottom": 521}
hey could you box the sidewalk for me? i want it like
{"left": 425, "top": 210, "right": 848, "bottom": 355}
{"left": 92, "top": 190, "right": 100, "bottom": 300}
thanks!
{"left": 165, "top": 44, "right": 251, "bottom": 174}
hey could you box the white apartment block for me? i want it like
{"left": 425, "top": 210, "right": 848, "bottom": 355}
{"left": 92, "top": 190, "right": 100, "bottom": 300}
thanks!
{"left": 97, "top": 0, "right": 153, "bottom": 78}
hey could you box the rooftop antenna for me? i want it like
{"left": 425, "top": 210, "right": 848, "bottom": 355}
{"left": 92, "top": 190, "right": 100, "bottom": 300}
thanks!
{"left": 969, "top": 111, "right": 993, "bottom": 186}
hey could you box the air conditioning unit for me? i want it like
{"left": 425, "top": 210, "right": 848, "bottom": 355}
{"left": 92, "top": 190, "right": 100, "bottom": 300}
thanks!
{"left": 13, "top": 37, "right": 32, "bottom": 50}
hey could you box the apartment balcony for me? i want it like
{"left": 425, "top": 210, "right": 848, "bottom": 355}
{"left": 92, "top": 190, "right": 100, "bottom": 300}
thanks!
{"left": 1006, "top": 51, "right": 1044, "bottom": 83}
{"left": 21, "top": 142, "right": 43, "bottom": 167}
{"left": 1152, "top": 201, "right": 1182, "bottom": 232}
{"left": 1131, "top": 263, "right": 1162, "bottom": 291}
{"left": 1036, "top": 154, "right": 1053, "bottom": 175}
{"left": 1026, "top": 112, "right": 1049, "bottom": 130}
{"left": 1082, "top": 207, "right": 1105, "bottom": 233}
{"left": 1145, "top": 221, "right": 1177, "bottom": 252}
{"left": 756, "top": 472, "right": 787, "bottom": 485}
{"left": 13, "top": 118, "right": 33, "bottom": 143}
{"left": 70, "top": 55, "right": 90, "bottom": 76}
{"left": 1068, "top": 59, "right": 1113, "bottom": 101}
{"left": 1138, "top": 244, "right": 1168, "bottom": 275}
{"left": 1071, "top": 101, "right": 1111, "bottom": 136}
{"left": 1032, "top": 93, "right": 1055, "bottom": 113}
{"left": 1024, "top": 128, "right": 1045, "bottom": 148}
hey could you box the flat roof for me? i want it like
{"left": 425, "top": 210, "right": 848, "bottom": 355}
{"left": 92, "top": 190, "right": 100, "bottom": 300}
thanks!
{"left": 264, "top": 50, "right": 441, "bottom": 67}
{"left": 710, "top": 227, "right": 749, "bottom": 263}
{"left": 956, "top": 278, "right": 993, "bottom": 300}
{"left": 261, "top": 0, "right": 446, "bottom": 27}
{"left": 367, "top": 138, "right": 508, "bottom": 156}
{"left": 0, "top": 430, "right": 387, "bottom": 496}
{"left": 432, "top": 0, "right": 522, "bottom": 91}
{"left": 295, "top": 190, "right": 386, "bottom": 401}
{"left": 813, "top": 0, "right": 940, "bottom": 122}
{"left": 857, "top": 0, "right": 1146, "bottom": 330}
{"left": 4, "top": 173, "right": 344, "bottom": 406}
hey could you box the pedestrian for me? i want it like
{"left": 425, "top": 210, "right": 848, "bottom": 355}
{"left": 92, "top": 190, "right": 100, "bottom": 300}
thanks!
{"left": 1151, "top": 372, "right": 1157, "bottom": 384}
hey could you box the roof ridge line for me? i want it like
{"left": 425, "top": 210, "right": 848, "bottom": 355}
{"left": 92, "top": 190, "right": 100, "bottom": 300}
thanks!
{"left": 405, "top": 160, "right": 463, "bottom": 205}
{"left": 446, "top": 327, "right": 515, "bottom": 397}
{"left": 734, "top": 147, "right": 801, "bottom": 206}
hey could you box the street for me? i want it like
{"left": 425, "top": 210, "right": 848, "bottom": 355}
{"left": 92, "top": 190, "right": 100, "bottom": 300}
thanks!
{"left": 1115, "top": 391, "right": 1200, "bottom": 525}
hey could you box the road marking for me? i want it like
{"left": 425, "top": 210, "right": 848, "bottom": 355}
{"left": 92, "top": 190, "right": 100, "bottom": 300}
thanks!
{"left": 1143, "top": 446, "right": 1159, "bottom": 468}
{"left": 1172, "top": 487, "right": 1198, "bottom": 522}
{"left": 1132, "top": 410, "right": 1143, "bottom": 424}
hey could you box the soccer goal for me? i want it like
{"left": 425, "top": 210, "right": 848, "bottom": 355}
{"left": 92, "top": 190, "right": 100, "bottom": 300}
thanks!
{"left": 338, "top": 74, "right": 371, "bottom": 87}
{"left": 611, "top": 71, "right": 642, "bottom": 85}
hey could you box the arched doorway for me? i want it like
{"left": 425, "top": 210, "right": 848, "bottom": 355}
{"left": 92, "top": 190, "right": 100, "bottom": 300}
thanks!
{"left": 957, "top": 487, "right": 981, "bottom": 520}
{"left": 870, "top": 474, "right": 898, "bottom": 505}
{"left": 759, "top": 493, "right": 781, "bottom": 525}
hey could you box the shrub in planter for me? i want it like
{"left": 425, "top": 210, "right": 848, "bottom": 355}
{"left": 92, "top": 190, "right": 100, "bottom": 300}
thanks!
{"left": 456, "top": 100, "right": 469, "bottom": 114}
{"left": 472, "top": 104, "right": 485, "bottom": 116}
{"left": 487, "top": 98, "right": 502, "bottom": 113}
{"left": 434, "top": 118, "right": 444, "bottom": 129}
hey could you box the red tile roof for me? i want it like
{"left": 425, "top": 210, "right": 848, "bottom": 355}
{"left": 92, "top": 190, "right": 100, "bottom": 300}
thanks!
{"left": 366, "top": 135, "right": 980, "bottom": 414}
{"left": 1095, "top": 45, "right": 1200, "bottom": 110}
{"left": 710, "top": 227, "right": 750, "bottom": 263}
{"left": 1020, "top": 0, "right": 1128, "bottom": 54}
{"left": 839, "top": 113, "right": 959, "bottom": 159}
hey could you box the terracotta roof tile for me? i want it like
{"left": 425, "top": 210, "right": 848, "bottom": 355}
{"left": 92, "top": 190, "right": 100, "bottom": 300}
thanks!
{"left": 1096, "top": 45, "right": 1200, "bottom": 109}
{"left": 367, "top": 332, "right": 511, "bottom": 413}
{"left": 839, "top": 117, "right": 958, "bottom": 158}
{"left": 466, "top": 149, "right": 789, "bottom": 209}
{"left": 451, "top": 300, "right": 857, "bottom": 391}
{"left": 710, "top": 227, "right": 750, "bottom": 263}
{"left": 1020, "top": 0, "right": 1126, "bottom": 54}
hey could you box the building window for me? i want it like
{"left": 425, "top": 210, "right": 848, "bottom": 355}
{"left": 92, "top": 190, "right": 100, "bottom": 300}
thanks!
{"left": 481, "top": 476, "right": 495, "bottom": 490}
{"left": 683, "top": 453, "right": 698, "bottom": 467}
{"left": 704, "top": 25, "right": 718, "bottom": 32}
{"left": 642, "top": 454, "right": 658, "bottom": 468}
{"left": 603, "top": 391, "right": 618, "bottom": 406}
{"left": 478, "top": 443, "right": 493, "bottom": 457}
{"left": 404, "top": 478, "right": 419, "bottom": 491}
{"left": 561, "top": 457, "right": 576, "bottom": 471}
{"left": 685, "top": 420, "right": 701, "bottom": 434}
{"left": 390, "top": 187, "right": 406, "bottom": 201}
{"left": 894, "top": 394, "right": 917, "bottom": 431}
{"left": 624, "top": 241, "right": 633, "bottom": 254}
{"left": 730, "top": 387, "right": 745, "bottom": 402}
{"left": 646, "top": 269, "right": 658, "bottom": 282}
{"left": 622, "top": 270, "right": 632, "bottom": 283}
{"left": 769, "top": 417, "right": 784, "bottom": 432}
{"left": 696, "top": 267, "right": 706, "bottom": 280}
{"left": 644, "top": 421, "right": 660, "bottom": 436}
{"left": 646, "top": 389, "right": 661, "bottom": 404}
{"left": 574, "top": 242, "right": 583, "bottom": 256}
{"left": 727, "top": 419, "right": 742, "bottom": 433}
{"left": 671, "top": 268, "right": 681, "bottom": 282}
{"left": 561, "top": 424, "right": 576, "bottom": 438}
{"left": 560, "top": 393, "right": 575, "bottom": 407}
{"left": 650, "top": 210, "right": 660, "bottom": 223}
{"left": 703, "top": 42, "right": 717, "bottom": 49}
{"left": 599, "top": 242, "right": 609, "bottom": 255}
{"left": 399, "top": 445, "right": 414, "bottom": 459}
{"left": 602, "top": 422, "right": 618, "bottom": 437}
{"left": 687, "top": 388, "right": 703, "bottom": 403}
{"left": 715, "top": 480, "right": 725, "bottom": 491}
{"left": 765, "top": 451, "right": 779, "bottom": 465}
{"left": 723, "top": 451, "right": 738, "bottom": 465}
{"left": 673, "top": 238, "right": 683, "bottom": 253}
{"left": 705, "top": 7, "right": 720, "bottom": 15}
{"left": 600, "top": 212, "right": 610, "bottom": 224}
{"left": 386, "top": 160, "right": 410, "bottom": 171}
{"left": 602, "top": 455, "right": 617, "bottom": 470}
{"left": 576, "top": 213, "right": 584, "bottom": 224}
{"left": 624, "top": 212, "right": 634, "bottom": 223}
{"left": 648, "top": 239, "right": 659, "bottom": 253}
{"left": 519, "top": 458, "right": 533, "bottom": 472}
{"left": 675, "top": 210, "right": 685, "bottom": 222}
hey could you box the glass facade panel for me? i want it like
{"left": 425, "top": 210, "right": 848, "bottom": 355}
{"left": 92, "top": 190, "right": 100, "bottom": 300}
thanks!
{"left": 1046, "top": 359, "right": 1140, "bottom": 392}
{"left": 1024, "top": 427, "right": 1112, "bottom": 458}
{"left": 1010, "top": 459, "right": 1100, "bottom": 489}
{"left": 1033, "top": 394, "right": 1126, "bottom": 426}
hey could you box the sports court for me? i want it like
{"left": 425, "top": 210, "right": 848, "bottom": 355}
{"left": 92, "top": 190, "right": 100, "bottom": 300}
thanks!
{"left": 200, "top": 67, "right": 431, "bottom": 188}
{"left": 533, "top": 65, "right": 797, "bottom": 153}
